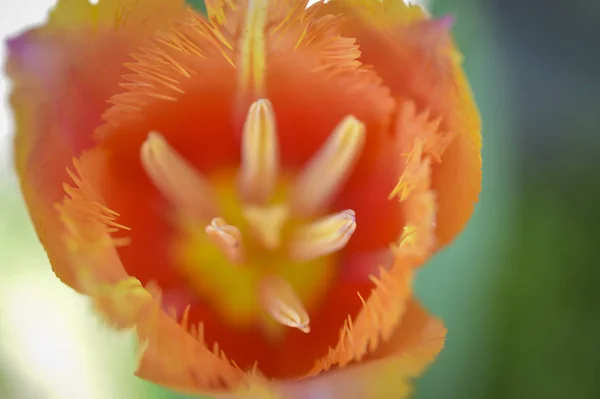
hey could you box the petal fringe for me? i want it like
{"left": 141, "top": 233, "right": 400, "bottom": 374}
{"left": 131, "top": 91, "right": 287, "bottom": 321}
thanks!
{"left": 317, "top": 0, "right": 482, "bottom": 248}
{"left": 57, "top": 150, "right": 262, "bottom": 394}
{"left": 91, "top": 2, "right": 397, "bottom": 382}
{"left": 8, "top": 0, "right": 188, "bottom": 289}
{"left": 97, "top": 1, "right": 393, "bottom": 142}
{"left": 271, "top": 298, "right": 445, "bottom": 399}
{"left": 310, "top": 100, "right": 441, "bottom": 373}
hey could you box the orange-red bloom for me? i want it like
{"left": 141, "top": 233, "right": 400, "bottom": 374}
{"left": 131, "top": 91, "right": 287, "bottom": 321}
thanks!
{"left": 7, "top": 0, "right": 481, "bottom": 397}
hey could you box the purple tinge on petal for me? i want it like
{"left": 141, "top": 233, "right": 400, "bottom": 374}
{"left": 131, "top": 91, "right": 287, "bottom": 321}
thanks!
{"left": 6, "top": 31, "right": 63, "bottom": 92}
{"left": 406, "top": 14, "right": 456, "bottom": 55}
{"left": 436, "top": 14, "right": 456, "bottom": 30}
{"left": 6, "top": 28, "right": 113, "bottom": 153}
{"left": 7, "top": 33, "right": 28, "bottom": 53}
{"left": 276, "top": 361, "right": 411, "bottom": 399}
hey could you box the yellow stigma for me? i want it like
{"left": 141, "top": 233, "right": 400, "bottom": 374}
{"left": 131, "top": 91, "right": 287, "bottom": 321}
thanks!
{"left": 238, "top": 0, "right": 269, "bottom": 96}
{"left": 140, "top": 99, "right": 365, "bottom": 335}
{"left": 243, "top": 204, "right": 289, "bottom": 250}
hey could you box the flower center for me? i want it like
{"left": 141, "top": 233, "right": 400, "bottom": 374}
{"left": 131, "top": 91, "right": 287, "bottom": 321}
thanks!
{"left": 140, "top": 99, "right": 365, "bottom": 337}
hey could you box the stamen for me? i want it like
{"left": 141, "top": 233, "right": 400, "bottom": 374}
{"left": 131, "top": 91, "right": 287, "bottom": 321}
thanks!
{"left": 291, "top": 115, "right": 366, "bottom": 216}
{"left": 289, "top": 209, "right": 357, "bottom": 261}
{"left": 239, "top": 99, "right": 280, "bottom": 203}
{"left": 205, "top": 217, "right": 244, "bottom": 264}
{"left": 260, "top": 276, "right": 310, "bottom": 333}
{"left": 238, "top": 0, "right": 268, "bottom": 96}
{"left": 243, "top": 204, "right": 289, "bottom": 250}
{"left": 141, "top": 132, "right": 216, "bottom": 220}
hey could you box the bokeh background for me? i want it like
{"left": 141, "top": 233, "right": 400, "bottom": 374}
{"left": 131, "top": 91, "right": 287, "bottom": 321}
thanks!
{"left": 1, "top": 0, "right": 598, "bottom": 398}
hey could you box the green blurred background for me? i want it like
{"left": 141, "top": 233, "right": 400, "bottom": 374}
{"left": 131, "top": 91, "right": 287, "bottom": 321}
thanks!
{"left": 1, "top": 0, "right": 598, "bottom": 398}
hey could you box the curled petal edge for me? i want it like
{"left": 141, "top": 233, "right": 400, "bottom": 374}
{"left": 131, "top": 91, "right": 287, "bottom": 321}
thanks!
{"left": 309, "top": 100, "right": 443, "bottom": 374}
{"left": 57, "top": 150, "right": 249, "bottom": 394}
{"left": 8, "top": 0, "right": 188, "bottom": 290}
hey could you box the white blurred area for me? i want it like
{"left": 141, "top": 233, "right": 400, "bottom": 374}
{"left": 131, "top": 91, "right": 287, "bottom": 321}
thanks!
{"left": 0, "top": 2, "right": 140, "bottom": 399}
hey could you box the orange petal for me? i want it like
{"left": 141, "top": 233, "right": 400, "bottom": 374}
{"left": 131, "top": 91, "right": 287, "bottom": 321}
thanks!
{"left": 316, "top": 0, "right": 482, "bottom": 248}
{"left": 265, "top": 298, "right": 445, "bottom": 399}
{"left": 57, "top": 150, "right": 248, "bottom": 394}
{"left": 365, "top": 298, "right": 447, "bottom": 375}
{"left": 430, "top": 68, "right": 482, "bottom": 247}
{"left": 223, "top": 299, "right": 445, "bottom": 399}
{"left": 92, "top": 2, "right": 395, "bottom": 318}
{"left": 313, "top": 100, "right": 439, "bottom": 374}
{"left": 8, "top": 0, "right": 187, "bottom": 289}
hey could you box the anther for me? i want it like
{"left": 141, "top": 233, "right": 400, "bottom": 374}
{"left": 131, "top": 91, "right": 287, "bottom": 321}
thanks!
{"left": 205, "top": 217, "right": 244, "bottom": 264}
{"left": 141, "top": 132, "right": 217, "bottom": 220}
{"left": 260, "top": 276, "right": 310, "bottom": 333}
{"left": 289, "top": 209, "right": 357, "bottom": 261}
{"left": 291, "top": 116, "right": 366, "bottom": 216}
{"left": 239, "top": 99, "right": 279, "bottom": 204}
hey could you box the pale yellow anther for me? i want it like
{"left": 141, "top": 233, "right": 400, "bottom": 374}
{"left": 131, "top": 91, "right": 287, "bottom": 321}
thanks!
{"left": 141, "top": 132, "right": 217, "bottom": 220}
{"left": 260, "top": 276, "right": 310, "bottom": 334}
{"left": 205, "top": 217, "right": 244, "bottom": 264}
{"left": 243, "top": 204, "right": 289, "bottom": 250}
{"left": 291, "top": 116, "right": 366, "bottom": 216}
{"left": 289, "top": 209, "right": 357, "bottom": 261}
{"left": 238, "top": 0, "right": 268, "bottom": 96}
{"left": 239, "top": 99, "right": 280, "bottom": 203}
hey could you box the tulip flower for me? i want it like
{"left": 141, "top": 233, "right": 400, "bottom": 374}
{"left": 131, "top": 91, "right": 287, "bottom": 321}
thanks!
{"left": 7, "top": 0, "right": 481, "bottom": 397}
